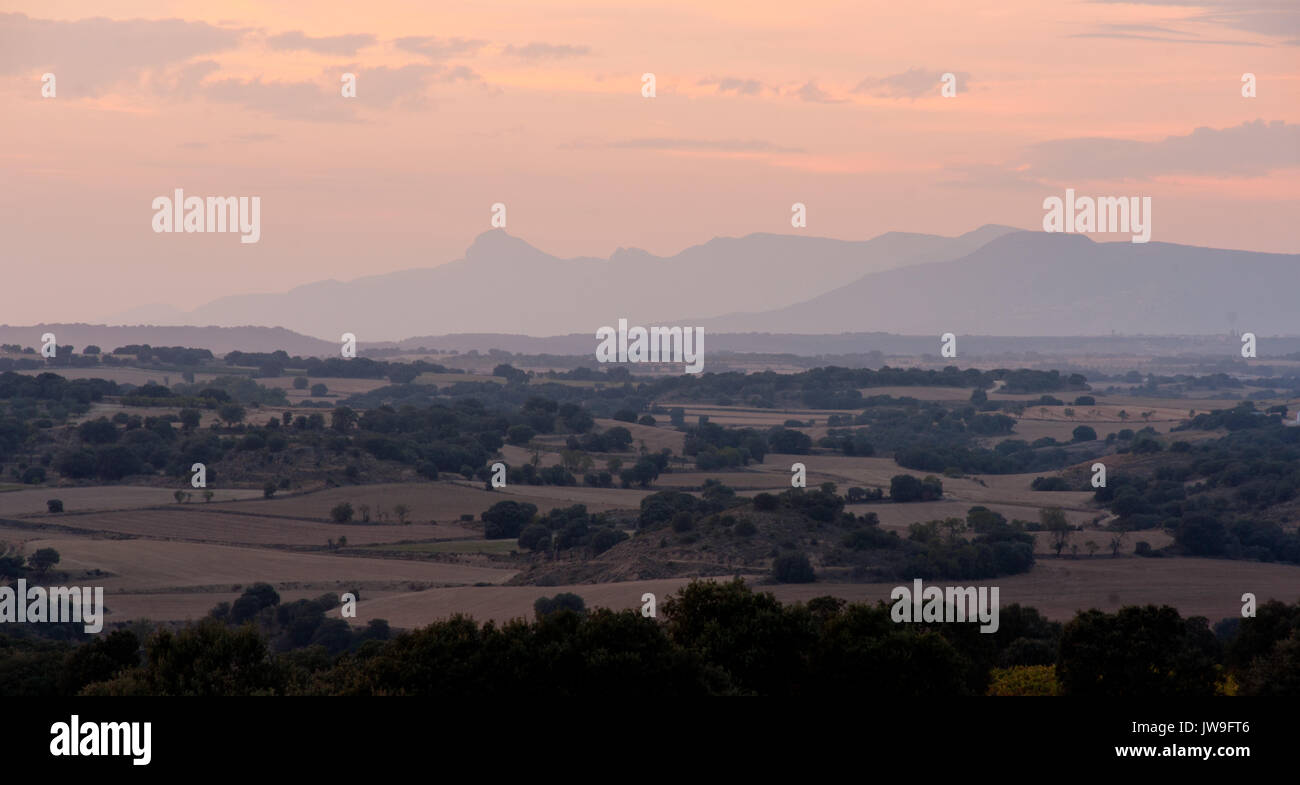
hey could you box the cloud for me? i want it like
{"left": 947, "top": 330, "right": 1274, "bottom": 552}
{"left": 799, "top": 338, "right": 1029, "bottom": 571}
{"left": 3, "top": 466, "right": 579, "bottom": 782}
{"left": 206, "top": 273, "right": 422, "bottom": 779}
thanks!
{"left": 501, "top": 42, "right": 591, "bottom": 59}
{"left": 790, "top": 80, "right": 843, "bottom": 103}
{"left": 196, "top": 63, "right": 472, "bottom": 120}
{"left": 1087, "top": 0, "right": 1300, "bottom": 39}
{"left": 604, "top": 137, "right": 803, "bottom": 153}
{"left": 0, "top": 12, "right": 245, "bottom": 96}
{"left": 697, "top": 76, "right": 765, "bottom": 95}
{"left": 1068, "top": 31, "right": 1262, "bottom": 46}
{"left": 267, "top": 31, "right": 376, "bottom": 55}
{"left": 1018, "top": 120, "right": 1300, "bottom": 180}
{"left": 854, "top": 67, "right": 970, "bottom": 98}
{"left": 200, "top": 76, "right": 353, "bottom": 122}
{"left": 394, "top": 36, "right": 485, "bottom": 59}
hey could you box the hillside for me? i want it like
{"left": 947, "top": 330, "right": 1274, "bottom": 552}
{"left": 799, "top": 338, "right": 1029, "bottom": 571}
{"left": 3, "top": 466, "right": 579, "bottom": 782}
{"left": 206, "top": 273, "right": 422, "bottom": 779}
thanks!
{"left": 700, "top": 231, "right": 1300, "bottom": 335}
{"left": 100, "top": 226, "right": 1018, "bottom": 341}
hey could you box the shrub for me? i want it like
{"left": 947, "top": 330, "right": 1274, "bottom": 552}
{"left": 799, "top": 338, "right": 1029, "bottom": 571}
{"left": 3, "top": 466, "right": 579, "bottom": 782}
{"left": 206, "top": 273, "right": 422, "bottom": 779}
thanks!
{"left": 987, "top": 665, "right": 1060, "bottom": 696}
{"left": 534, "top": 592, "right": 585, "bottom": 619}
{"left": 330, "top": 502, "right": 354, "bottom": 523}
{"left": 772, "top": 552, "right": 815, "bottom": 583}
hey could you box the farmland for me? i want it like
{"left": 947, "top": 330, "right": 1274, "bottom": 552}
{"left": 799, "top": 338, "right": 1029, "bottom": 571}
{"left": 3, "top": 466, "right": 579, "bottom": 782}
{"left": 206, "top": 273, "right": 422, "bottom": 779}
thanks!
{"left": 1, "top": 355, "right": 1296, "bottom": 642}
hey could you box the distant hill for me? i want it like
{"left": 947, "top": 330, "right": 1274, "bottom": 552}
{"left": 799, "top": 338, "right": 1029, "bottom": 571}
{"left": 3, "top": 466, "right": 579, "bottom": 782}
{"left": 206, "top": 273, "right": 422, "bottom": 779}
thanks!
{"left": 699, "top": 231, "right": 1300, "bottom": 336}
{"left": 100, "top": 226, "right": 1019, "bottom": 341}
{"left": 0, "top": 324, "right": 336, "bottom": 356}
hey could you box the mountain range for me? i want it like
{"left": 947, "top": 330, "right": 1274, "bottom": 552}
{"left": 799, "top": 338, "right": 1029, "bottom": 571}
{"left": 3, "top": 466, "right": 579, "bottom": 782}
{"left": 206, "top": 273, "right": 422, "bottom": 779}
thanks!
{"left": 102, "top": 226, "right": 1298, "bottom": 340}
{"left": 103, "top": 225, "right": 1017, "bottom": 341}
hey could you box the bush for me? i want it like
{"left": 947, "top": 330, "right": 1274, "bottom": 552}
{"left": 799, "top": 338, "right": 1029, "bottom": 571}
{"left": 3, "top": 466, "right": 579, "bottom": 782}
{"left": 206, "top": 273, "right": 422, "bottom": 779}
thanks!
{"left": 890, "top": 474, "right": 942, "bottom": 502}
{"left": 986, "top": 665, "right": 1060, "bottom": 696}
{"left": 772, "top": 552, "right": 815, "bottom": 583}
{"left": 518, "top": 523, "right": 551, "bottom": 552}
{"left": 506, "top": 425, "right": 536, "bottom": 445}
{"left": 46, "top": 499, "right": 63, "bottom": 513}
{"left": 483, "top": 500, "right": 538, "bottom": 539}
{"left": 1031, "top": 476, "right": 1070, "bottom": 491}
{"left": 534, "top": 592, "right": 585, "bottom": 619}
{"left": 330, "top": 502, "right": 354, "bottom": 523}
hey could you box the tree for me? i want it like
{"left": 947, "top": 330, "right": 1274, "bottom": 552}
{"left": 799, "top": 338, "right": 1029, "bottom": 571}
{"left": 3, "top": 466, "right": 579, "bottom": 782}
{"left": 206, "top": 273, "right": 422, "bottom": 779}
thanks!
{"left": 1071, "top": 425, "right": 1098, "bottom": 442}
{"left": 1057, "top": 605, "right": 1219, "bottom": 696}
{"left": 482, "top": 500, "right": 538, "bottom": 539}
{"left": 331, "top": 407, "right": 358, "bottom": 433}
{"left": 492, "top": 364, "right": 528, "bottom": 384}
{"left": 1117, "top": 410, "right": 1130, "bottom": 422}
{"left": 772, "top": 552, "right": 815, "bottom": 583}
{"left": 81, "top": 619, "right": 283, "bottom": 696}
{"left": 534, "top": 592, "right": 585, "bottom": 619}
{"left": 292, "top": 376, "right": 308, "bottom": 390}
{"left": 263, "top": 482, "right": 277, "bottom": 499}
{"left": 203, "top": 490, "right": 214, "bottom": 503}
{"left": 1041, "top": 507, "right": 1071, "bottom": 557}
{"left": 28, "top": 547, "right": 60, "bottom": 576}
{"left": 78, "top": 419, "right": 118, "bottom": 445}
{"left": 393, "top": 504, "right": 410, "bottom": 524}
{"left": 217, "top": 403, "right": 245, "bottom": 427}
{"left": 890, "top": 474, "right": 940, "bottom": 502}
{"left": 603, "top": 426, "right": 633, "bottom": 451}
{"left": 310, "top": 383, "right": 328, "bottom": 397}
{"left": 178, "top": 408, "right": 201, "bottom": 429}
{"left": 46, "top": 499, "right": 63, "bottom": 513}
{"left": 174, "top": 490, "right": 187, "bottom": 504}
{"left": 518, "top": 523, "right": 551, "bottom": 552}
{"left": 890, "top": 474, "right": 922, "bottom": 502}
{"left": 1108, "top": 529, "right": 1126, "bottom": 557}
{"left": 330, "top": 502, "right": 354, "bottom": 523}
{"left": 1085, "top": 540, "right": 1099, "bottom": 558}
{"left": 768, "top": 428, "right": 812, "bottom": 454}
{"left": 507, "top": 424, "right": 536, "bottom": 445}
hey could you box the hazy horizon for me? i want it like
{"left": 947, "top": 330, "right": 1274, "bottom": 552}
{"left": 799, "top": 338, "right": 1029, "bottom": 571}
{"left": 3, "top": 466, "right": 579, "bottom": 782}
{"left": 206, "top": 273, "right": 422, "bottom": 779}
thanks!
{"left": 4, "top": 0, "right": 1298, "bottom": 326}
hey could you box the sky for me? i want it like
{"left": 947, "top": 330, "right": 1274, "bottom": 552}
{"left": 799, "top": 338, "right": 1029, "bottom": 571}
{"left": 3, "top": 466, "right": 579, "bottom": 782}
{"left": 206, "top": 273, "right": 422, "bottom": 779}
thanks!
{"left": 1, "top": 0, "right": 1298, "bottom": 325}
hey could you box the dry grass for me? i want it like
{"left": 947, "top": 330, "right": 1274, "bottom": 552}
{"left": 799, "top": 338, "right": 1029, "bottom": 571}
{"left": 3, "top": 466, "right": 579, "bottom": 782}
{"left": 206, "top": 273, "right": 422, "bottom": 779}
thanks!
{"left": 35, "top": 508, "right": 473, "bottom": 547}
{"left": 333, "top": 557, "right": 1300, "bottom": 628}
{"left": 220, "top": 480, "right": 646, "bottom": 521}
{"left": 29, "top": 536, "right": 517, "bottom": 594}
{"left": 0, "top": 486, "right": 264, "bottom": 517}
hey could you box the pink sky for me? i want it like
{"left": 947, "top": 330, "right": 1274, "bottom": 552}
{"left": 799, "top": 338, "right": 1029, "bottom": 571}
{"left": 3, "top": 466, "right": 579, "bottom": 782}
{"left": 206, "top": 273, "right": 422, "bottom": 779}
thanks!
{"left": 2, "top": 0, "right": 1297, "bottom": 324}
